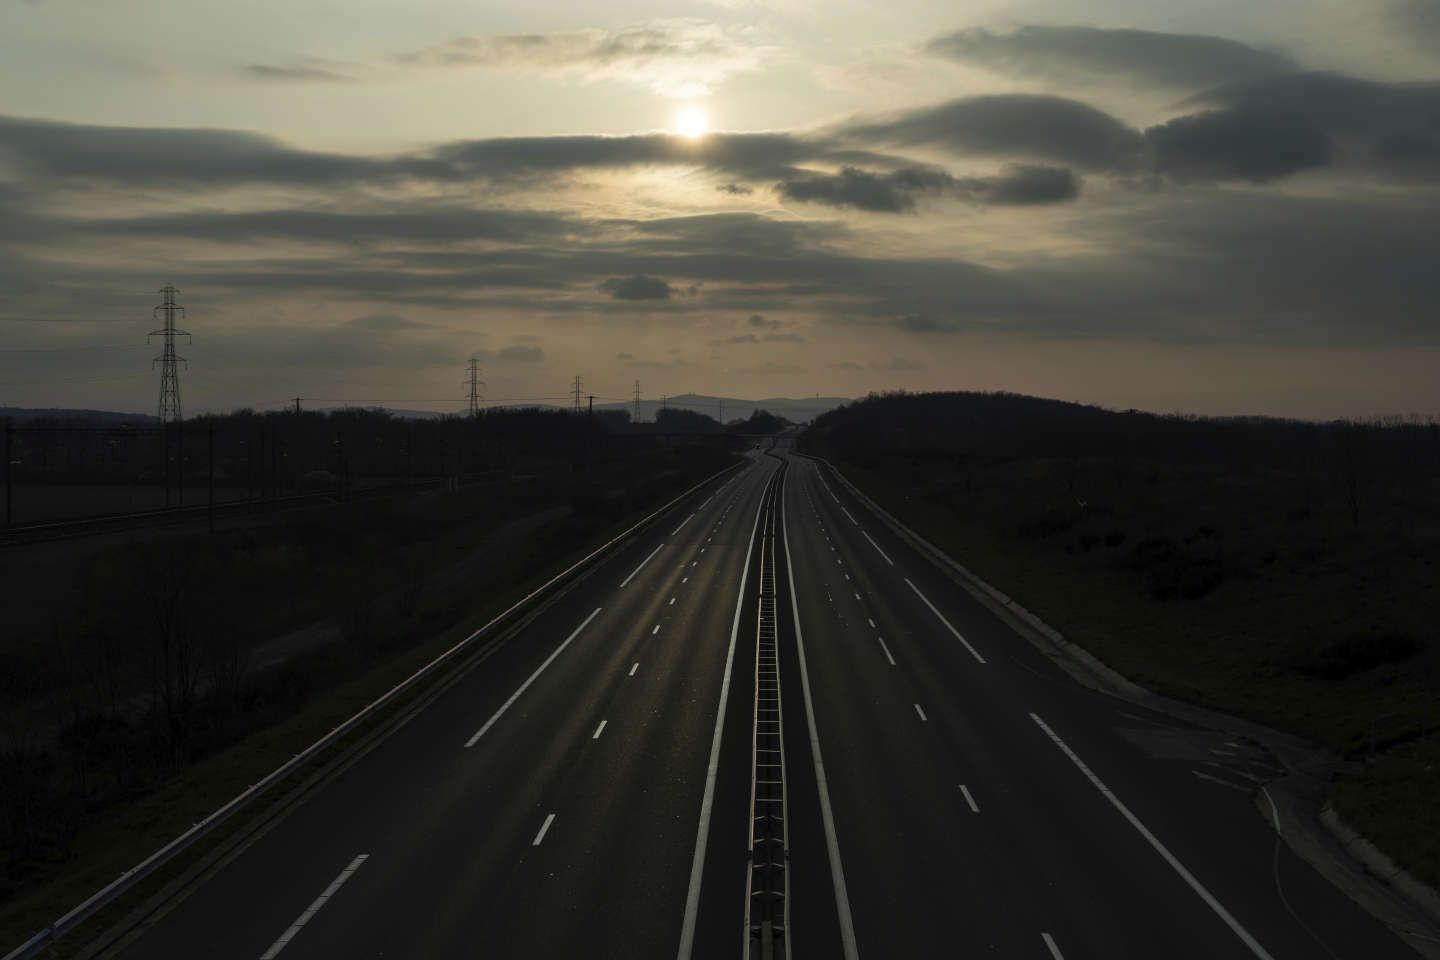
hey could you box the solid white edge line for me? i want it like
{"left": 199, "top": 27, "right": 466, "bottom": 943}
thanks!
{"left": 841, "top": 505, "right": 858, "bottom": 525}
{"left": 464, "top": 607, "right": 602, "bottom": 747}
{"left": 620, "top": 543, "right": 666, "bottom": 588}
{"left": 258, "top": 854, "right": 369, "bottom": 959}
{"left": 960, "top": 784, "right": 980, "bottom": 813}
{"left": 592, "top": 720, "right": 607, "bottom": 740}
{"left": 1042, "top": 932, "right": 1065, "bottom": 959}
{"left": 671, "top": 512, "right": 697, "bottom": 536}
{"left": 532, "top": 813, "right": 556, "bottom": 846}
{"left": 1029, "top": 712, "right": 1276, "bottom": 960}
{"left": 676, "top": 466, "right": 770, "bottom": 960}
{"left": 782, "top": 472, "right": 861, "bottom": 960}
{"left": 904, "top": 578, "right": 986, "bottom": 664}
{"left": 861, "top": 530, "right": 894, "bottom": 566}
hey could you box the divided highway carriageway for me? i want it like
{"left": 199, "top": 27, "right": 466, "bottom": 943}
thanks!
{"left": 87, "top": 444, "right": 1416, "bottom": 959}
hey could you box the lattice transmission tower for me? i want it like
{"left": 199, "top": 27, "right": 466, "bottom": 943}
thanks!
{"left": 466, "top": 359, "right": 485, "bottom": 417}
{"left": 148, "top": 285, "right": 191, "bottom": 424}
{"left": 572, "top": 375, "right": 584, "bottom": 413}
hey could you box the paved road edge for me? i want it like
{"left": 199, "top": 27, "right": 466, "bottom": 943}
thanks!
{"left": 799, "top": 451, "right": 1440, "bottom": 957}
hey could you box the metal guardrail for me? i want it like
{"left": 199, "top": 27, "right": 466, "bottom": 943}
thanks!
{"left": 3, "top": 459, "right": 745, "bottom": 960}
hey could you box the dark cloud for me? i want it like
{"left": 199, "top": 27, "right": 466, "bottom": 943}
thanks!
{"left": 243, "top": 64, "right": 353, "bottom": 83}
{"left": 842, "top": 94, "right": 1145, "bottom": 171}
{"left": 928, "top": 26, "right": 1296, "bottom": 89}
{"left": 1183, "top": 72, "right": 1440, "bottom": 177}
{"left": 747, "top": 314, "right": 779, "bottom": 328}
{"left": 763, "top": 332, "right": 806, "bottom": 342}
{"left": 600, "top": 274, "right": 674, "bottom": 300}
{"left": 778, "top": 163, "right": 1077, "bottom": 211}
{"left": 712, "top": 334, "right": 759, "bottom": 345}
{"left": 718, "top": 183, "right": 754, "bottom": 195}
{"left": 1147, "top": 108, "right": 1332, "bottom": 181}
{"left": 0, "top": 114, "right": 889, "bottom": 190}
{"left": 779, "top": 166, "right": 955, "bottom": 212}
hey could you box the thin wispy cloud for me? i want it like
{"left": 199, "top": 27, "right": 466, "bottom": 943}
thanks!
{"left": 394, "top": 20, "right": 780, "bottom": 97}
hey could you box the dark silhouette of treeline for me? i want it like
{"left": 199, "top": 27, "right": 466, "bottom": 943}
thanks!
{"left": 5, "top": 404, "right": 745, "bottom": 492}
{"left": 805, "top": 390, "right": 1439, "bottom": 527}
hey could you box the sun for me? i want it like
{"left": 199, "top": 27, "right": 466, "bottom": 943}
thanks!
{"left": 674, "top": 106, "right": 709, "bottom": 139}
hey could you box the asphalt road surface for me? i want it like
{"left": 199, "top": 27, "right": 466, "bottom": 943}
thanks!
{"left": 108, "top": 445, "right": 1419, "bottom": 959}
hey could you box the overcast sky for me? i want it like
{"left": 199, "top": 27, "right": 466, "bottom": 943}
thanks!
{"left": 3, "top": 0, "right": 1438, "bottom": 418}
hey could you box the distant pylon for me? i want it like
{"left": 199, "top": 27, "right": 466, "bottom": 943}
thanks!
{"left": 572, "top": 375, "right": 584, "bottom": 413}
{"left": 466, "top": 359, "right": 485, "bottom": 417}
{"left": 147, "top": 285, "right": 190, "bottom": 424}
{"left": 633, "top": 380, "right": 642, "bottom": 422}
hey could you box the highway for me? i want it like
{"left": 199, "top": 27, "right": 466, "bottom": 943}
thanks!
{"left": 102, "top": 445, "right": 1419, "bottom": 959}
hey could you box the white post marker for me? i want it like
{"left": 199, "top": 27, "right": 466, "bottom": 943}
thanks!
{"left": 904, "top": 578, "right": 986, "bottom": 664}
{"left": 259, "top": 854, "right": 369, "bottom": 959}
{"left": 1030, "top": 713, "right": 1276, "bottom": 960}
{"left": 465, "top": 608, "right": 602, "bottom": 747}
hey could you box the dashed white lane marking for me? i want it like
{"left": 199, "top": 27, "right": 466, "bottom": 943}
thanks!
{"left": 592, "top": 720, "right": 608, "bottom": 740}
{"left": 960, "top": 784, "right": 980, "bottom": 813}
{"left": 913, "top": 703, "right": 928, "bottom": 722}
{"left": 861, "top": 531, "right": 894, "bottom": 566}
{"left": 532, "top": 813, "right": 556, "bottom": 846}
{"left": 620, "top": 543, "right": 665, "bottom": 588}
{"left": 844, "top": 573, "right": 851, "bottom": 581}
{"left": 700, "top": 547, "right": 706, "bottom": 554}
{"left": 1042, "top": 933, "right": 1064, "bottom": 959}
{"left": 876, "top": 635, "right": 896, "bottom": 666}
{"left": 629, "top": 662, "right": 639, "bottom": 677}
{"left": 853, "top": 592, "right": 861, "bottom": 601}
{"left": 841, "top": 506, "right": 859, "bottom": 525}
{"left": 682, "top": 576, "right": 689, "bottom": 583}
{"left": 466, "top": 607, "right": 603, "bottom": 747}
{"left": 904, "top": 578, "right": 986, "bottom": 664}
{"left": 652, "top": 624, "right": 661, "bottom": 635}
{"left": 691, "top": 561, "right": 698, "bottom": 567}
{"left": 670, "top": 597, "right": 676, "bottom": 605}
{"left": 867, "top": 618, "right": 876, "bottom": 628}
{"left": 259, "top": 854, "right": 369, "bottom": 959}
{"left": 1030, "top": 713, "right": 1277, "bottom": 960}
{"left": 671, "top": 512, "right": 696, "bottom": 536}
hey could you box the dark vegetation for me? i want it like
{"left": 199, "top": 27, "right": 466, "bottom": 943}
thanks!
{"left": 804, "top": 390, "right": 1440, "bottom": 887}
{"left": 0, "top": 405, "right": 739, "bottom": 933}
